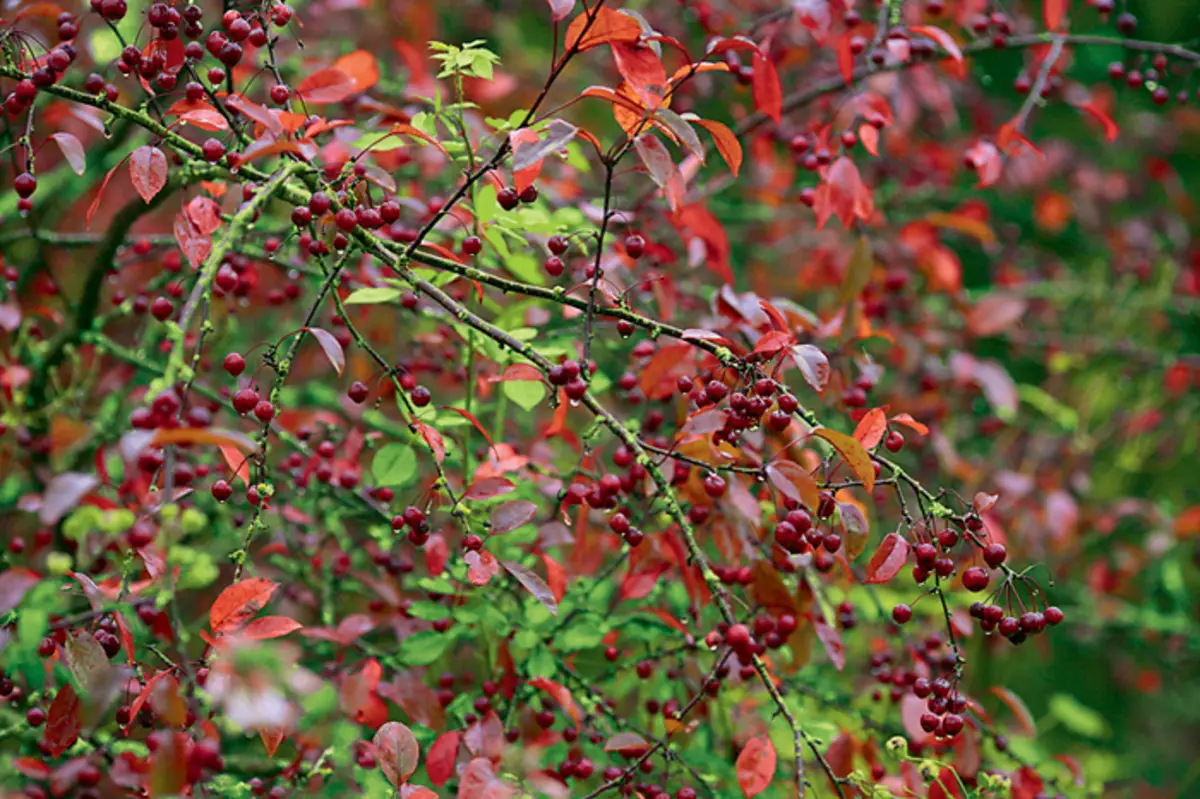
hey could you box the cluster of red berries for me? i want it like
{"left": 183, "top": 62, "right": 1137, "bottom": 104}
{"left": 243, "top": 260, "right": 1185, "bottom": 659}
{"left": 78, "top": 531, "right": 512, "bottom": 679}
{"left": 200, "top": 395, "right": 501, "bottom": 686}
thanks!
{"left": 969, "top": 601, "right": 1064, "bottom": 645}
{"left": 389, "top": 505, "right": 430, "bottom": 546}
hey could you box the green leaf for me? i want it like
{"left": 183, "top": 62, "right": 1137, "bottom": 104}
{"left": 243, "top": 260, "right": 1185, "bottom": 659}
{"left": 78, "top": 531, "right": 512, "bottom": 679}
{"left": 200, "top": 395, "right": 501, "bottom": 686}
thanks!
{"left": 475, "top": 183, "right": 498, "bottom": 225}
{"left": 373, "top": 444, "right": 417, "bottom": 487}
{"left": 407, "top": 601, "right": 451, "bottom": 621}
{"left": 344, "top": 287, "right": 403, "bottom": 305}
{"left": 503, "top": 379, "right": 546, "bottom": 412}
{"left": 398, "top": 630, "right": 451, "bottom": 666}
{"left": 559, "top": 614, "right": 607, "bottom": 651}
{"left": 526, "top": 645, "right": 556, "bottom": 678}
{"left": 1048, "top": 694, "right": 1111, "bottom": 739}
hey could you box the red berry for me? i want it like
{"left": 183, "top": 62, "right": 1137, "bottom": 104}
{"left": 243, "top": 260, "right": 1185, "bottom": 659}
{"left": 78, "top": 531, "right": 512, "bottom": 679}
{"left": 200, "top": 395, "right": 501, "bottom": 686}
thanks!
{"left": 892, "top": 604, "right": 912, "bottom": 624}
{"left": 962, "top": 566, "right": 989, "bottom": 592}
{"left": 224, "top": 352, "right": 246, "bottom": 376}
{"left": 462, "top": 235, "right": 483, "bottom": 256}
{"left": 150, "top": 297, "right": 174, "bottom": 320}
{"left": 201, "top": 138, "right": 226, "bottom": 162}
{"left": 497, "top": 187, "right": 519, "bottom": 210}
{"left": 348, "top": 381, "right": 369, "bottom": 404}
{"left": 545, "top": 256, "right": 565, "bottom": 277}
{"left": 884, "top": 431, "right": 904, "bottom": 452}
{"left": 624, "top": 234, "right": 645, "bottom": 258}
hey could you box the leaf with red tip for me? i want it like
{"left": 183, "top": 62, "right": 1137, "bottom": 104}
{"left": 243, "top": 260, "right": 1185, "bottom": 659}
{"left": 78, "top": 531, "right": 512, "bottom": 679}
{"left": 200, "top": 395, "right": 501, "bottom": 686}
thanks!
{"left": 974, "top": 492, "right": 999, "bottom": 514}
{"left": 991, "top": 686, "right": 1037, "bottom": 737}
{"left": 210, "top": 578, "right": 278, "bottom": 634}
{"left": 374, "top": 721, "right": 420, "bottom": 786}
{"left": 853, "top": 408, "right": 889, "bottom": 450}
{"left": 242, "top": 616, "right": 303, "bottom": 640}
{"left": 260, "top": 728, "right": 285, "bottom": 756}
{"left": 1043, "top": 0, "right": 1068, "bottom": 31}
{"left": 911, "top": 25, "right": 964, "bottom": 67}
{"left": 814, "top": 428, "right": 875, "bottom": 492}
{"left": 129, "top": 146, "right": 168, "bottom": 204}
{"left": 465, "top": 477, "right": 515, "bottom": 501}
{"left": 49, "top": 132, "right": 85, "bottom": 176}
{"left": 546, "top": 0, "right": 574, "bottom": 21}
{"left": 426, "top": 731, "right": 461, "bottom": 787}
{"left": 416, "top": 422, "right": 445, "bottom": 464}
{"left": 736, "top": 734, "right": 777, "bottom": 797}
{"left": 491, "top": 500, "right": 538, "bottom": 535}
{"left": 751, "top": 51, "right": 782, "bottom": 123}
{"left": 865, "top": 533, "right": 910, "bottom": 584}
{"left": 528, "top": 677, "right": 581, "bottom": 728}
{"left": 694, "top": 118, "right": 742, "bottom": 178}
{"left": 85, "top": 162, "right": 121, "bottom": 231}
{"left": 502, "top": 560, "right": 558, "bottom": 616}
{"left": 565, "top": 7, "right": 642, "bottom": 52}
{"left": 305, "top": 327, "right": 345, "bottom": 376}
{"left": 440, "top": 406, "right": 496, "bottom": 451}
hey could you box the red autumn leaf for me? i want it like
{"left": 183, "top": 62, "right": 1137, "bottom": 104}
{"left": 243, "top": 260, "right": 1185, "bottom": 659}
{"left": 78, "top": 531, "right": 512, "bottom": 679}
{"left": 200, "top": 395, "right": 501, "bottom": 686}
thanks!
{"left": 991, "top": 686, "right": 1037, "bottom": 737}
{"left": 910, "top": 25, "right": 964, "bottom": 69}
{"left": 374, "top": 721, "right": 420, "bottom": 786}
{"left": 752, "top": 329, "right": 792, "bottom": 357}
{"left": 1075, "top": 99, "right": 1120, "bottom": 143}
{"left": 814, "top": 156, "right": 874, "bottom": 229}
{"left": 261, "top": 728, "right": 285, "bottom": 756}
{"left": 736, "top": 734, "right": 777, "bottom": 797}
{"left": 853, "top": 407, "right": 889, "bottom": 450}
{"left": 751, "top": 51, "right": 782, "bottom": 123}
{"left": 694, "top": 118, "right": 742, "bottom": 177}
{"left": 1043, "top": 0, "right": 1068, "bottom": 31}
{"left": 458, "top": 757, "right": 515, "bottom": 799}
{"left": 528, "top": 677, "right": 581, "bottom": 728}
{"left": 49, "top": 132, "right": 85, "bottom": 176}
{"left": 542, "top": 554, "right": 567, "bottom": 602}
{"left": 465, "top": 476, "right": 515, "bottom": 501}
{"left": 416, "top": 422, "right": 445, "bottom": 464}
{"left": 611, "top": 40, "right": 667, "bottom": 108}
{"left": 426, "top": 731, "right": 461, "bottom": 787}
{"left": 491, "top": 500, "right": 538, "bottom": 535}
{"left": 242, "top": 616, "right": 303, "bottom": 640}
{"left": 489, "top": 363, "right": 545, "bottom": 383}
{"left": 129, "top": 146, "right": 168, "bottom": 204}
{"left": 466, "top": 549, "right": 500, "bottom": 586}
{"left": 440, "top": 406, "right": 497, "bottom": 451}
{"left": 305, "top": 327, "right": 345, "bottom": 376}
{"left": 565, "top": 7, "right": 642, "bottom": 52}
{"left": 220, "top": 443, "right": 251, "bottom": 487}
{"left": 501, "top": 560, "right": 558, "bottom": 616}
{"left": 210, "top": 577, "right": 279, "bottom": 634}
{"left": 604, "top": 731, "right": 651, "bottom": 756}
{"left": 864, "top": 533, "right": 910, "bottom": 584}
{"left": 85, "top": 162, "right": 121, "bottom": 231}
{"left": 296, "top": 67, "right": 358, "bottom": 103}
{"left": 179, "top": 107, "right": 228, "bottom": 131}
{"left": 835, "top": 32, "right": 855, "bottom": 84}
{"left": 44, "top": 683, "right": 81, "bottom": 759}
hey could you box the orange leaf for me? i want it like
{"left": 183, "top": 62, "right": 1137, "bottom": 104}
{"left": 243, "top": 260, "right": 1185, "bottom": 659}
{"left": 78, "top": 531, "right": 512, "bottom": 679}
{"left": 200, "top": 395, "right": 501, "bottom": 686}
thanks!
{"left": 864, "top": 533, "right": 909, "bottom": 584}
{"left": 1043, "top": 0, "right": 1068, "bottom": 31}
{"left": 852, "top": 407, "right": 888, "bottom": 450}
{"left": 814, "top": 428, "right": 875, "bottom": 492}
{"left": 210, "top": 578, "right": 278, "bottom": 635}
{"left": 385, "top": 122, "right": 450, "bottom": 156}
{"left": 333, "top": 50, "right": 380, "bottom": 92}
{"left": 296, "top": 67, "right": 357, "bottom": 104}
{"left": 565, "top": 7, "right": 642, "bottom": 52}
{"left": 736, "top": 735, "right": 777, "bottom": 798}
{"left": 890, "top": 413, "right": 929, "bottom": 436}
{"left": 765, "top": 460, "right": 819, "bottom": 511}
{"left": 694, "top": 118, "right": 742, "bottom": 177}
{"left": 528, "top": 677, "right": 581, "bottom": 728}
{"left": 219, "top": 443, "right": 251, "bottom": 487}
{"left": 241, "top": 616, "right": 303, "bottom": 640}
{"left": 611, "top": 40, "right": 667, "bottom": 108}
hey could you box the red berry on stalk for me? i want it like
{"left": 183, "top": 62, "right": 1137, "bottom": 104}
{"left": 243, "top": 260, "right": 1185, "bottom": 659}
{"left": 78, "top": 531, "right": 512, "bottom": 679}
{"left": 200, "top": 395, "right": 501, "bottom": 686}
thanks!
{"left": 224, "top": 352, "right": 246, "bottom": 376}
{"left": 497, "top": 187, "right": 519, "bottom": 210}
{"left": 962, "top": 566, "right": 989, "bottom": 592}
{"left": 462, "top": 235, "right": 483, "bottom": 256}
{"left": 201, "top": 138, "right": 226, "bottom": 162}
{"left": 545, "top": 256, "right": 565, "bottom": 277}
{"left": 624, "top": 234, "right": 645, "bottom": 258}
{"left": 212, "top": 479, "right": 233, "bottom": 502}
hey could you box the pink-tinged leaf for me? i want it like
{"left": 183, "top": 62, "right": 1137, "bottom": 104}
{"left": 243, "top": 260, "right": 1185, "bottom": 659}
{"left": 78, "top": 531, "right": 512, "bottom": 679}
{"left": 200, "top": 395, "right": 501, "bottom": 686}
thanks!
{"left": 604, "top": 731, "right": 651, "bottom": 756}
{"left": 973, "top": 492, "right": 999, "bottom": 514}
{"left": 490, "top": 363, "right": 544, "bottom": 383}
{"left": 427, "top": 731, "right": 461, "bottom": 787}
{"left": 790, "top": 344, "right": 830, "bottom": 392}
{"left": 425, "top": 533, "right": 449, "bottom": 576}
{"left": 465, "top": 549, "right": 500, "bottom": 586}
{"left": 991, "top": 687, "right": 1037, "bottom": 737}
{"left": 304, "top": 327, "right": 344, "bottom": 376}
{"left": 501, "top": 560, "right": 558, "bottom": 616}
{"left": 209, "top": 578, "right": 278, "bottom": 634}
{"left": 865, "top": 533, "right": 910, "bottom": 584}
{"left": 296, "top": 67, "right": 357, "bottom": 103}
{"left": 813, "top": 615, "right": 845, "bottom": 670}
{"left": 374, "top": 721, "right": 420, "bottom": 786}
{"left": 965, "top": 140, "right": 1002, "bottom": 187}
{"left": 49, "top": 132, "right": 85, "bottom": 176}
{"left": 224, "top": 94, "right": 284, "bottom": 137}
{"left": 129, "top": 146, "right": 168, "bottom": 204}
{"left": 564, "top": 7, "right": 642, "bottom": 52}
{"left": 40, "top": 472, "right": 99, "bottom": 525}
{"left": 0, "top": 568, "right": 41, "bottom": 615}
{"left": 546, "top": 0, "right": 574, "bottom": 21}
{"left": 765, "top": 460, "right": 820, "bottom": 512}
{"left": 967, "top": 293, "right": 1027, "bottom": 337}
{"left": 85, "top": 162, "right": 121, "bottom": 231}
{"left": 859, "top": 123, "right": 879, "bottom": 156}
{"left": 465, "top": 477, "right": 515, "bottom": 501}
{"left": 241, "top": 616, "right": 303, "bottom": 640}
{"left": 813, "top": 428, "right": 875, "bottom": 492}
{"left": 751, "top": 51, "right": 782, "bottom": 123}
{"left": 677, "top": 407, "right": 727, "bottom": 439}
{"left": 634, "top": 133, "right": 676, "bottom": 190}
{"left": 736, "top": 735, "right": 777, "bottom": 797}
{"left": 890, "top": 413, "right": 929, "bottom": 436}
{"left": 528, "top": 677, "right": 581, "bottom": 728}
{"left": 44, "top": 684, "right": 81, "bottom": 759}
{"left": 416, "top": 422, "right": 445, "bottom": 464}
{"left": 458, "top": 757, "right": 515, "bottom": 799}
{"left": 1043, "top": 0, "right": 1068, "bottom": 30}
{"left": 491, "top": 500, "right": 538, "bottom": 535}
{"left": 853, "top": 407, "right": 889, "bottom": 450}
